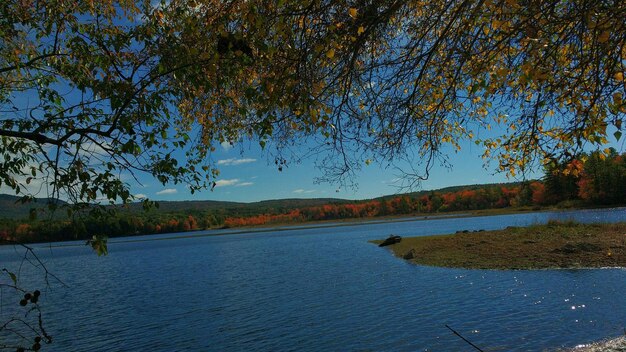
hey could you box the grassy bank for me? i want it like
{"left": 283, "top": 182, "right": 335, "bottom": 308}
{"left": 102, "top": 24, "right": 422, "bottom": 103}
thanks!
{"left": 373, "top": 221, "right": 626, "bottom": 270}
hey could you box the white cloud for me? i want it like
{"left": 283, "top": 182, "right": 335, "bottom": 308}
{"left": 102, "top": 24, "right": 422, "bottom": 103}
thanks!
{"left": 134, "top": 193, "right": 148, "bottom": 199}
{"left": 293, "top": 189, "right": 315, "bottom": 194}
{"left": 0, "top": 167, "right": 46, "bottom": 197}
{"left": 214, "top": 179, "right": 254, "bottom": 187}
{"left": 221, "top": 141, "right": 234, "bottom": 151}
{"left": 78, "top": 140, "right": 111, "bottom": 157}
{"left": 156, "top": 188, "right": 177, "bottom": 195}
{"left": 214, "top": 179, "right": 240, "bottom": 187}
{"left": 217, "top": 158, "right": 256, "bottom": 166}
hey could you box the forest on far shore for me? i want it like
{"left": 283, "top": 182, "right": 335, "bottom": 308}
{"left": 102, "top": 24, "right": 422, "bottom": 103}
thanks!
{"left": 1, "top": 150, "right": 624, "bottom": 244}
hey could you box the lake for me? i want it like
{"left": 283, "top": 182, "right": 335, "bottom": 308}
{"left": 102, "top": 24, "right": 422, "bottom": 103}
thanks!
{"left": 2, "top": 208, "right": 626, "bottom": 351}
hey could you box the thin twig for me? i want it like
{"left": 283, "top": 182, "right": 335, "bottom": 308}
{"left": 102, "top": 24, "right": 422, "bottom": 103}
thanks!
{"left": 7, "top": 240, "right": 68, "bottom": 288}
{"left": 445, "top": 324, "right": 485, "bottom": 352}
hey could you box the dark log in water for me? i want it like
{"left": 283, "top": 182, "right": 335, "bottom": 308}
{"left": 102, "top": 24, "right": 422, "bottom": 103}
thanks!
{"left": 378, "top": 235, "right": 402, "bottom": 247}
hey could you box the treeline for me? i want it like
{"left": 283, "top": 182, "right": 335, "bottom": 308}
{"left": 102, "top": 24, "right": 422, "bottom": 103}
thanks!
{"left": 223, "top": 150, "right": 624, "bottom": 226}
{"left": 542, "top": 149, "right": 626, "bottom": 205}
{"left": 0, "top": 210, "right": 224, "bottom": 244}
{"left": 222, "top": 185, "right": 526, "bottom": 227}
{"left": 1, "top": 150, "right": 624, "bottom": 244}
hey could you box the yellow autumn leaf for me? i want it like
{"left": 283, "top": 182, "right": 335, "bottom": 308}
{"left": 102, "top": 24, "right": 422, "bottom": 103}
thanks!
{"left": 614, "top": 72, "right": 624, "bottom": 81}
{"left": 310, "top": 110, "right": 319, "bottom": 124}
{"left": 505, "top": 0, "right": 520, "bottom": 8}
{"left": 154, "top": 10, "right": 164, "bottom": 22}
{"left": 349, "top": 8, "right": 357, "bottom": 19}
{"left": 326, "top": 49, "right": 335, "bottom": 59}
{"left": 246, "top": 13, "right": 255, "bottom": 24}
{"left": 357, "top": 26, "right": 365, "bottom": 35}
{"left": 496, "top": 67, "right": 508, "bottom": 77}
{"left": 598, "top": 31, "right": 610, "bottom": 43}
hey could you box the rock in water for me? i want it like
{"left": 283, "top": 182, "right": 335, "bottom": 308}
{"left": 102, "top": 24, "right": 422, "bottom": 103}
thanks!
{"left": 403, "top": 249, "right": 416, "bottom": 260}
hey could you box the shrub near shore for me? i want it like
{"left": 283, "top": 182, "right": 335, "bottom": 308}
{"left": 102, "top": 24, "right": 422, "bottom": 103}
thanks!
{"left": 374, "top": 221, "right": 626, "bottom": 270}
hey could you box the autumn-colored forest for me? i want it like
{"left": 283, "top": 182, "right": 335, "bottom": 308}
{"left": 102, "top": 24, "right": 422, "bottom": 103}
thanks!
{"left": 1, "top": 150, "right": 624, "bottom": 244}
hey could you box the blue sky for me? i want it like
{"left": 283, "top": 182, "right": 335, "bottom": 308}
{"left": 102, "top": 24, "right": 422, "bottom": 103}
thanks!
{"left": 3, "top": 87, "right": 623, "bottom": 203}
{"left": 2, "top": 117, "right": 622, "bottom": 204}
{"left": 132, "top": 125, "right": 625, "bottom": 203}
{"left": 134, "top": 137, "right": 540, "bottom": 203}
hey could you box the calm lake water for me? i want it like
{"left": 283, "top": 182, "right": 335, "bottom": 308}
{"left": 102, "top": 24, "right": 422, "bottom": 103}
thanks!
{"left": 2, "top": 208, "right": 626, "bottom": 351}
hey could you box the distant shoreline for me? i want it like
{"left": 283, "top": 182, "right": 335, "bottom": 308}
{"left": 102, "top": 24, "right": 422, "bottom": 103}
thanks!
{"left": 210, "top": 204, "right": 622, "bottom": 236}
{"left": 3, "top": 206, "right": 624, "bottom": 248}
{"left": 16, "top": 211, "right": 476, "bottom": 248}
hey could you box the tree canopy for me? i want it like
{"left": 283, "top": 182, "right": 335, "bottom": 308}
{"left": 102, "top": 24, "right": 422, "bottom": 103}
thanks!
{"left": 1, "top": 0, "right": 625, "bottom": 205}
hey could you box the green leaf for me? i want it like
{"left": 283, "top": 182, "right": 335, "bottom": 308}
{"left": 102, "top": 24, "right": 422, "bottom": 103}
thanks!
{"left": 3, "top": 269, "right": 17, "bottom": 285}
{"left": 614, "top": 131, "right": 622, "bottom": 141}
{"left": 86, "top": 235, "right": 108, "bottom": 256}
